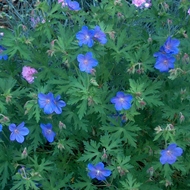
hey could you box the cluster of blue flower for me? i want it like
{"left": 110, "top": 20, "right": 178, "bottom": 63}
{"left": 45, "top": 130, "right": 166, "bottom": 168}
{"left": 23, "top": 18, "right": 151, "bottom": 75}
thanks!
{"left": 75, "top": 25, "right": 107, "bottom": 74}
{"left": 37, "top": 92, "right": 66, "bottom": 142}
{"left": 154, "top": 37, "right": 180, "bottom": 72}
{"left": 0, "top": 25, "right": 184, "bottom": 183}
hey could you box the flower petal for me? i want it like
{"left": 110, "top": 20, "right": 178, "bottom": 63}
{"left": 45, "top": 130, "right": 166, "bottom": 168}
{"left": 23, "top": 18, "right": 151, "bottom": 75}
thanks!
{"left": 87, "top": 163, "right": 96, "bottom": 171}
{"left": 15, "top": 134, "right": 24, "bottom": 143}
{"left": 95, "top": 162, "right": 104, "bottom": 170}
{"left": 101, "top": 169, "right": 111, "bottom": 177}
{"left": 10, "top": 133, "right": 16, "bottom": 141}
{"left": 19, "top": 127, "right": 29, "bottom": 136}
{"left": 9, "top": 124, "right": 16, "bottom": 132}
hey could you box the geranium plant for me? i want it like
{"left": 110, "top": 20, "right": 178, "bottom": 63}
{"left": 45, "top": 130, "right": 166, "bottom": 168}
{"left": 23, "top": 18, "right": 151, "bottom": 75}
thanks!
{"left": 0, "top": 0, "right": 190, "bottom": 189}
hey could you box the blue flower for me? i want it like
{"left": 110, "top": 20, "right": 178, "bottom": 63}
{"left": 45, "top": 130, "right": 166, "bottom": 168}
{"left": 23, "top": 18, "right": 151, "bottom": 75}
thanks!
{"left": 40, "top": 123, "right": 56, "bottom": 143}
{"left": 77, "top": 52, "right": 98, "bottom": 73}
{"left": 54, "top": 95, "right": 66, "bottom": 114}
{"left": 9, "top": 122, "right": 29, "bottom": 143}
{"left": 38, "top": 92, "right": 56, "bottom": 114}
{"left": 93, "top": 26, "right": 107, "bottom": 44}
{"left": 38, "top": 93, "right": 66, "bottom": 114}
{"left": 162, "top": 37, "right": 180, "bottom": 55}
{"left": 111, "top": 92, "right": 133, "bottom": 111}
{"left": 154, "top": 54, "right": 175, "bottom": 72}
{"left": 76, "top": 26, "right": 94, "bottom": 47}
{"left": 0, "top": 124, "right": 2, "bottom": 132}
{"left": 0, "top": 45, "right": 8, "bottom": 60}
{"left": 67, "top": 0, "right": 81, "bottom": 11}
{"left": 87, "top": 162, "right": 111, "bottom": 181}
{"left": 160, "top": 143, "right": 183, "bottom": 164}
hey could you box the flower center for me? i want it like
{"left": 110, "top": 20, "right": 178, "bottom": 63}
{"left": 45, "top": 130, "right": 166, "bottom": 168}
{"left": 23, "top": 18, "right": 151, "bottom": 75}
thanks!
{"left": 14, "top": 129, "right": 19, "bottom": 134}
{"left": 119, "top": 97, "right": 125, "bottom": 103}
{"left": 163, "top": 60, "right": 168, "bottom": 65}
{"left": 85, "top": 35, "right": 90, "bottom": 40}
{"left": 96, "top": 170, "right": 101, "bottom": 175}
{"left": 47, "top": 129, "right": 52, "bottom": 134}
{"left": 84, "top": 59, "right": 88, "bottom": 65}
{"left": 165, "top": 44, "right": 171, "bottom": 50}
{"left": 166, "top": 150, "right": 172, "bottom": 156}
{"left": 46, "top": 99, "right": 50, "bottom": 104}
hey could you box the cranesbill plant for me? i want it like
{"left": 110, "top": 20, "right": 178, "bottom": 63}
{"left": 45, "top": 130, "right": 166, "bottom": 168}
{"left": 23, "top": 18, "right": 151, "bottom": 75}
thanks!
{"left": 0, "top": 0, "right": 190, "bottom": 189}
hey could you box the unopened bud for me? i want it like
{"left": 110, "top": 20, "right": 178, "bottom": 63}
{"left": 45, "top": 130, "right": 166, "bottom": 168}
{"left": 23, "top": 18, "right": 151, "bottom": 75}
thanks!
{"left": 147, "top": 167, "right": 154, "bottom": 177}
{"left": 22, "top": 25, "right": 27, "bottom": 31}
{"left": 6, "top": 95, "right": 12, "bottom": 103}
{"left": 179, "top": 112, "right": 185, "bottom": 123}
{"left": 108, "top": 31, "right": 116, "bottom": 40}
{"left": 182, "top": 53, "right": 189, "bottom": 63}
{"left": 166, "top": 124, "right": 174, "bottom": 131}
{"left": 165, "top": 180, "right": 172, "bottom": 187}
{"left": 88, "top": 96, "right": 94, "bottom": 106}
{"left": 164, "top": 3, "right": 169, "bottom": 10}
{"left": 46, "top": 49, "right": 55, "bottom": 56}
{"left": 90, "top": 78, "right": 99, "bottom": 86}
{"left": 139, "top": 100, "right": 146, "bottom": 108}
{"left": 154, "top": 126, "right": 162, "bottom": 133}
{"left": 21, "top": 147, "right": 28, "bottom": 159}
{"left": 117, "top": 166, "right": 127, "bottom": 176}
{"left": 127, "top": 66, "right": 135, "bottom": 74}
{"left": 57, "top": 143, "right": 65, "bottom": 151}
{"left": 90, "top": 68, "right": 96, "bottom": 76}
{"left": 148, "top": 37, "right": 152, "bottom": 43}
{"left": 59, "top": 121, "right": 66, "bottom": 130}
{"left": 102, "top": 148, "right": 108, "bottom": 160}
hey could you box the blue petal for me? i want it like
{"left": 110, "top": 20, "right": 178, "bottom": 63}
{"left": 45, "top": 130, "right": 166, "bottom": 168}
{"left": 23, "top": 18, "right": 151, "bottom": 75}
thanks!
{"left": 101, "top": 169, "right": 111, "bottom": 177}
{"left": 17, "top": 122, "right": 25, "bottom": 129}
{"left": 122, "top": 102, "right": 131, "bottom": 110}
{"left": 115, "top": 102, "right": 123, "bottom": 111}
{"left": 116, "top": 91, "right": 125, "bottom": 97}
{"left": 173, "top": 147, "right": 183, "bottom": 156}
{"left": 46, "top": 131, "right": 56, "bottom": 143}
{"left": 87, "top": 163, "right": 96, "bottom": 171}
{"left": 9, "top": 124, "right": 16, "bottom": 132}
{"left": 95, "top": 162, "right": 104, "bottom": 170}
{"left": 19, "top": 127, "right": 29, "bottom": 136}
{"left": 77, "top": 54, "right": 85, "bottom": 63}
{"left": 10, "top": 133, "right": 16, "bottom": 141}
{"left": 96, "top": 175, "right": 106, "bottom": 181}
{"left": 110, "top": 97, "right": 117, "bottom": 104}
{"left": 160, "top": 155, "right": 167, "bottom": 164}
{"left": 88, "top": 171, "right": 96, "bottom": 179}
{"left": 16, "top": 134, "right": 24, "bottom": 143}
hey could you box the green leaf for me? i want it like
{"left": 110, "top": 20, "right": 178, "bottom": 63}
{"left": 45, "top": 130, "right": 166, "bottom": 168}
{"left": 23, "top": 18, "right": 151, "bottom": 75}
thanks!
{"left": 78, "top": 140, "right": 101, "bottom": 163}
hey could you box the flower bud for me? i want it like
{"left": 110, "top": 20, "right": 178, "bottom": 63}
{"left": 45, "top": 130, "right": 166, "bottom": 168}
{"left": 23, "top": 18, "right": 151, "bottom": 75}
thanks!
{"left": 21, "top": 147, "right": 28, "bottom": 159}
{"left": 179, "top": 112, "right": 185, "bottom": 123}
{"left": 59, "top": 121, "right": 66, "bottom": 130}
{"left": 57, "top": 143, "right": 65, "bottom": 151}
{"left": 154, "top": 126, "right": 162, "bottom": 133}
{"left": 6, "top": 95, "right": 12, "bottom": 103}
{"left": 147, "top": 167, "right": 154, "bottom": 177}
{"left": 101, "top": 148, "right": 108, "bottom": 160}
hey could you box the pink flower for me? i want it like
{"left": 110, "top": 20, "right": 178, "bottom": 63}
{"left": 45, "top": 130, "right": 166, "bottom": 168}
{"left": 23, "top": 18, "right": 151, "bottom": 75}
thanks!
{"left": 22, "top": 66, "right": 38, "bottom": 84}
{"left": 188, "top": 8, "right": 190, "bottom": 15}
{"left": 132, "top": 0, "right": 146, "bottom": 7}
